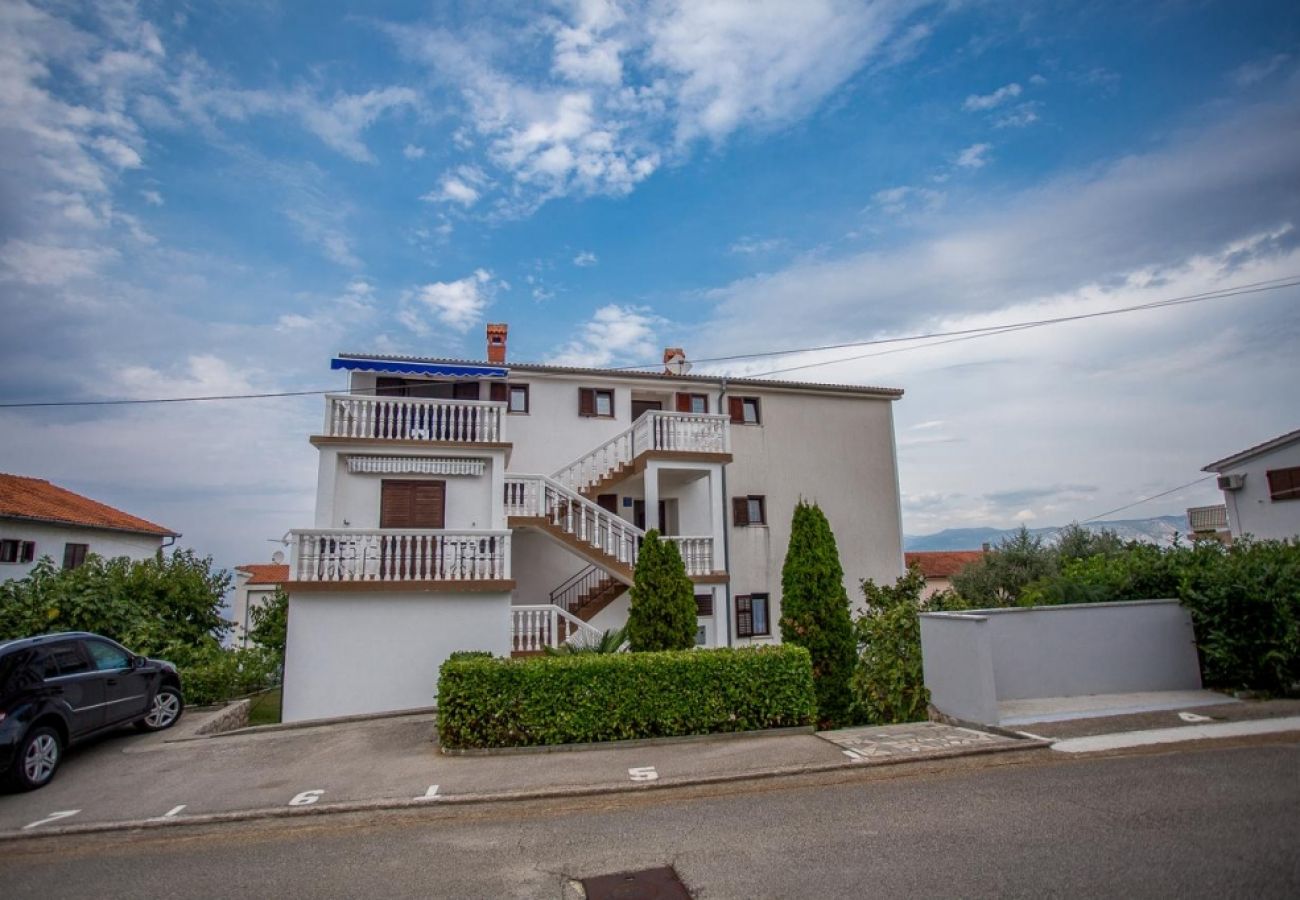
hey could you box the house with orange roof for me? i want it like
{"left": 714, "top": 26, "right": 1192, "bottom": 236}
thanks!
{"left": 904, "top": 550, "right": 985, "bottom": 599}
{"left": 231, "top": 559, "right": 290, "bottom": 648}
{"left": 0, "top": 473, "right": 178, "bottom": 581}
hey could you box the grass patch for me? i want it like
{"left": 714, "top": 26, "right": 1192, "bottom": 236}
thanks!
{"left": 246, "top": 687, "right": 282, "bottom": 726}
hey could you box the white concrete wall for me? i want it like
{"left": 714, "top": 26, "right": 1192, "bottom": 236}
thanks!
{"left": 282, "top": 590, "right": 512, "bottom": 722}
{"left": 509, "top": 530, "right": 590, "bottom": 606}
{"left": 1219, "top": 440, "right": 1300, "bottom": 540}
{"left": 0, "top": 518, "right": 164, "bottom": 581}
{"left": 920, "top": 600, "right": 1203, "bottom": 724}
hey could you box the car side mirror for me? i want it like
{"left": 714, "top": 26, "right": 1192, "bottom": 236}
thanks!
{"left": 133, "top": 655, "right": 148, "bottom": 669}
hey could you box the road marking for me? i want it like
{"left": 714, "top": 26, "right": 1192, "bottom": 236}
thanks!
{"left": 289, "top": 789, "right": 324, "bottom": 806}
{"left": 160, "top": 805, "right": 186, "bottom": 819}
{"left": 1051, "top": 715, "right": 1300, "bottom": 753}
{"left": 1016, "top": 730, "right": 1051, "bottom": 742}
{"left": 628, "top": 766, "right": 658, "bottom": 782}
{"left": 842, "top": 749, "right": 866, "bottom": 762}
{"left": 1178, "top": 711, "right": 1213, "bottom": 723}
{"left": 416, "top": 784, "right": 442, "bottom": 801}
{"left": 22, "top": 810, "right": 80, "bottom": 830}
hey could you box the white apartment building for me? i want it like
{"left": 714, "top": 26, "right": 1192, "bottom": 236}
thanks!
{"left": 281, "top": 325, "right": 905, "bottom": 722}
{"left": 1199, "top": 427, "right": 1300, "bottom": 541}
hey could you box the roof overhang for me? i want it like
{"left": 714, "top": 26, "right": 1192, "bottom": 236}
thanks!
{"left": 1201, "top": 427, "right": 1300, "bottom": 472}
{"left": 331, "top": 357, "right": 508, "bottom": 379}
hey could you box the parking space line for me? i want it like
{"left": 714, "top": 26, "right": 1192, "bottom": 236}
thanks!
{"left": 629, "top": 766, "right": 658, "bottom": 782}
{"left": 22, "top": 810, "right": 80, "bottom": 831}
{"left": 416, "top": 784, "right": 442, "bottom": 800}
{"left": 289, "top": 789, "right": 324, "bottom": 806}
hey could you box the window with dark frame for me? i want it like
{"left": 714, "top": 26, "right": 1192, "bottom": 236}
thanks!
{"left": 578, "top": 387, "right": 615, "bottom": 418}
{"left": 0, "top": 539, "right": 36, "bottom": 564}
{"left": 728, "top": 396, "right": 761, "bottom": 425}
{"left": 695, "top": 593, "right": 714, "bottom": 616}
{"left": 62, "top": 543, "right": 88, "bottom": 570}
{"left": 1266, "top": 466, "right": 1300, "bottom": 501}
{"left": 509, "top": 385, "right": 530, "bottom": 414}
{"left": 735, "top": 593, "right": 770, "bottom": 638}
{"left": 676, "top": 392, "right": 708, "bottom": 414}
{"left": 732, "top": 495, "right": 767, "bottom": 526}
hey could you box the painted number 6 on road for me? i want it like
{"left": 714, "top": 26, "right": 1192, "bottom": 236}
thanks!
{"left": 289, "top": 790, "right": 324, "bottom": 806}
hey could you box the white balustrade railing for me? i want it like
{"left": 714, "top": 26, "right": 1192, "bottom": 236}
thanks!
{"left": 505, "top": 475, "right": 641, "bottom": 568}
{"left": 511, "top": 604, "right": 604, "bottom": 653}
{"left": 290, "top": 529, "right": 511, "bottom": 583}
{"left": 552, "top": 410, "right": 731, "bottom": 492}
{"left": 665, "top": 536, "right": 715, "bottom": 576}
{"left": 323, "top": 393, "right": 505, "bottom": 443}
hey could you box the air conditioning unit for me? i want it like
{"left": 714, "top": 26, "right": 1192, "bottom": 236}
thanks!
{"left": 1217, "top": 473, "right": 1245, "bottom": 491}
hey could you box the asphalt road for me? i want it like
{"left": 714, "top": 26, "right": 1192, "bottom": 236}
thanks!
{"left": 2, "top": 739, "right": 1297, "bottom": 898}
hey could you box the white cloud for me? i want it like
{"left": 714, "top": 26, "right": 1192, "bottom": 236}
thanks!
{"left": 141, "top": 189, "right": 164, "bottom": 206}
{"left": 1231, "top": 53, "right": 1291, "bottom": 88}
{"left": 93, "top": 136, "right": 144, "bottom": 169}
{"left": 0, "top": 240, "right": 118, "bottom": 286}
{"left": 294, "top": 87, "right": 419, "bottom": 163}
{"left": 955, "top": 142, "right": 992, "bottom": 168}
{"left": 573, "top": 250, "right": 598, "bottom": 267}
{"left": 423, "top": 165, "right": 488, "bottom": 206}
{"left": 872, "top": 185, "right": 945, "bottom": 215}
{"left": 729, "top": 235, "right": 786, "bottom": 255}
{"left": 962, "top": 82, "right": 1021, "bottom": 112}
{"left": 547, "top": 304, "right": 664, "bottom": 367}
{"left": 403, "top": 143, "right": 427, "bottom": 159}
{"left": 402, "top": 269, "right": 495, "bottom": 334}
{"left": 994, "top": 103, "right": 1040, "bottom": 129}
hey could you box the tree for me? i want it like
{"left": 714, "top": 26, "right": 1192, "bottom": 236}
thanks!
{"left": 852, "top": 567, "right": 932, "bottom": 724}
{"left": 248, "top": 586, "right": 289, "bottom": 657}
{"left": 625, "top": 531, "right": 697, "bottom": 652}
{"left": 950, "top": 526, "right": 1056, "bottom": 606}
{"left": 779, "top": 500, "right": 856, "bottom": 728}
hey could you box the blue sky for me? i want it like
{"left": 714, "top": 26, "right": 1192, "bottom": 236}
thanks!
{"left": 1, "top": 0, "right": 1298, "bottom": 571}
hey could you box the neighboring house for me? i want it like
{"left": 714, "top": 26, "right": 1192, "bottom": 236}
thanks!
{"left": 281, "top": 324, "right": 906, "bottom": 722}
{"left": 1200, "top": 427, "right": 1300, "bottom": 541}
{"left": 231, "top": 558, "right": 289, "bottom": 648}
{"left": 0, "top": 473, "right": 177, "bottom": 581}
{"left": 904, "top": 550, "right": 984, "bottom": 599}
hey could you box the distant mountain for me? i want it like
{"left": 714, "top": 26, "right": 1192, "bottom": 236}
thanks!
{"left": 904, "top": 515, "right": 1187, "bottom": 552}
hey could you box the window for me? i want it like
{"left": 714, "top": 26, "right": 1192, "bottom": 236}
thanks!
{"left": 695, "top": 593, "right": 714, "bottom": 616}
{"left": 732, "top": 495, "right": 767, "bottom": 526}
{"left": 578, "top": 387, "right": 615, "bottom": 418}
{"left": 85, "top": 640, "right": 131, "bottom": 671}
{"left": 728, "top": 396, "right": 761, "bottom": 425}
{"left": 1266, "top": 466, "right": 1300, "bottom": 501}
{"left": 45, "top": 642, "right": 91, "bottom": 677}
{"left": 676, "top": 392, "right": 708, "bottom": 414}
{"left": 509, "top": 385, "right": 530, "bottom": 414}
{"left": 736, "top": 594, "right": 770, "bottom": 638}
{"left": 0, "top": 539, "right": 35, "bottom": 564}
{"left": 62, "top": 543, "right": 88, "bottom": 570}
{"left": 695, "top": 624, "right": 708, "bottom": 646}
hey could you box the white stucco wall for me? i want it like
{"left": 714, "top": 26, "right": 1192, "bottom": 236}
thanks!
{"left": 230, "top": 581, "right": 279, "bottom": 648}
{"left": 0, "top": 518, "right": 165, "bottom": 582}
{"left": 1218, "top": 440, "right": 1300, "bottom": 540}
{"left": 281, "top": 590, "right": 512, "bottom": 722}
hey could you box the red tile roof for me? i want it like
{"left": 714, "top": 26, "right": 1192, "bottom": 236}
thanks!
{"left": 0, "top": 473, "right": 176, "bottom": 537}
{"left": 237, "top": 564, "right": 290, "bottom": 585}
{"left": 905, "top": 550, "right": 985, "bottom": 578}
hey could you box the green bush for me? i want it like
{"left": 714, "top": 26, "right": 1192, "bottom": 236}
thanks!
{"left": 437, "top": 645, "right": 816, "bottom": 749}
{"left": 171, "top": 643, "right": 281, "bottom": 706}
{"left": 447, "top": 650, "right": 496, "bottom": 662}
{"left": 779, "top": 500, "right": 856, "bottom": 728}
{"left": 248, "top": 586, "right": 288, "bottom": 655}
{"left": 625, "top": 530, "right": 697, "bottom": 652}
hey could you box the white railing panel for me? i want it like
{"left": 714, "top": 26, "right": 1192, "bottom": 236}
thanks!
{"left": 289, "top": 529, "right": 511, "bottom": 583}
{"left": 505, "top": 474, "right": 643, "bottom": 569}
{"left": 665, "top": 535, "right": 714, "bottom": 576}
{"left": 511, "top": 604, "right": 603, "bottom": 652}
{"left": 322, "top": 394, "right": 506, "bottom": 444}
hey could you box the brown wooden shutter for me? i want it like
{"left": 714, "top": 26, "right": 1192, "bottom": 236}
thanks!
{"left": 736, "top": 595, "right": 753, "bottom": 637}
{"left": 695, "top": 593, "right": 713, "bottom": 616}
{"left": 411, "top": 482, "right": 446, "bottom": 528}
{"left": 578, "top": 388, "right": 596, "bottom": 417}
{"left": 675, "top": 392, "right": 693, "bottom": 412}
{"left": 381, "top": 481, "right": 445, "bottom": 528}
{"left": 452, "top": 382, "right": 479, "bottom": 400}
{"left": 732, "top": 497, "right": 749, "bottom": 526}
{"left": 489, "top": 382, "right": 507, "bottom": 402}
{"left": 728, "top": 396, "right": 744, "bottom": 423}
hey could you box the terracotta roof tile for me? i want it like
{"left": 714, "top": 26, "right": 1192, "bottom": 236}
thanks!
{"left": 0, "top": 474, "right": 176, "bottom": 537}
{"left": 905, "top": 550, "right": 985, "bottom": 578}
{"left": 236, "top": 564, "right": 290, "bottom": 585}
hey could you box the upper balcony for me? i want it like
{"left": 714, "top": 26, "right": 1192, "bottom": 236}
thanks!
{"left": 316, "top": 393, "right": 508, "bottom": 446}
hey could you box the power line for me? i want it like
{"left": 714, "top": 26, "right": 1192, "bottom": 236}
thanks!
{"left": 1, "top": 275, "right": 1295, "bottom": 409}
{"left": 1078, "top": 475, "right": 1218, "bottom": 525}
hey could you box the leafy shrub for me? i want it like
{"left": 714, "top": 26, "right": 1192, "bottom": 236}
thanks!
{"left": 543, "top": 626, "right": 627, "bottom": 655}
{"left": 248, "top": 586, "right": 288, "bottom": 655}
{"left": 779, "top": 500, "right": 857, "bottom": 728}
{"left": 625, "top": 530, "right": 697, "bottom": 652}
{"left": 437, "top": 645, "right": 816, "bottom": 749}
{"left": 447, "top": 650, "right": 495, "bottom": 662}
{"left": 171, "top": 643, "right": 281, "bottom": 706}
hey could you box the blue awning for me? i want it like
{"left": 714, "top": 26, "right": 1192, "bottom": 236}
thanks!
{"left": 331, "top": 357, "right": 508, "bottom": 379}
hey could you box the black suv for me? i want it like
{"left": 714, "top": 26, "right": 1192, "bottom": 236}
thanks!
{"left": 1, "top": 632, "right": 184, "bottom": 791}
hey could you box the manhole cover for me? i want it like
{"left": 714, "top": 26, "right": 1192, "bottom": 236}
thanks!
{"left": 581, "top": 866, "right": 691, "bottom": 899}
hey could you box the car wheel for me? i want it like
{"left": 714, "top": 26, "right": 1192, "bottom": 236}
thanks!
{"left": 10, "top": 725, "right": 62, "bottom": 791}
{"left": 137, "top": 685, "right": 184, "bottom": 732}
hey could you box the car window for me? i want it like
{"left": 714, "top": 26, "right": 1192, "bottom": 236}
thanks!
{"left": 46, "top": 642, "right": 92, "bottom": 677}
{"left": 1, "top": 650, "right": 44, "bottom": 693}
{"left": 85, "top": 640, "right": 132, "bottom": 671}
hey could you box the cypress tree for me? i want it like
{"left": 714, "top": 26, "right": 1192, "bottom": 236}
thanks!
{"left": 779, "top": 500, "right": 856, "bottom": 728}
{"left": 625, "top": 530, "right": 697, "bottom": 652}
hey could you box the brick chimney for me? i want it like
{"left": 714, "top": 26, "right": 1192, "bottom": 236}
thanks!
{"left": 486, "top": 323, "right": 508, "bottom": 363}
{"left": 662, "top": 347, "right": 685, "bottom": 375}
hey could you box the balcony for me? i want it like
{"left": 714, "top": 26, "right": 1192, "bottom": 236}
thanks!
{"left": 288, "top": 529, "right": 512, "bottom": 587}
{"left": 321, "top": 393, "right": 506, "bottom": 444}
{"left": 1186, "top": 504, "right": 1228, "bottom": 533}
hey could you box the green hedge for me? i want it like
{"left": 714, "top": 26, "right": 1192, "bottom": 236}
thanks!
{"left": 437, "top": 645, "right": 816, "bottom": 749}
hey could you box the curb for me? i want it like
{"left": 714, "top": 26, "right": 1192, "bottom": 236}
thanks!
{"left": 0, "top": 738, "right": 1048, "bottom": 842}
{"left": 441, "top": 725, "right": 816, "bottom": 756}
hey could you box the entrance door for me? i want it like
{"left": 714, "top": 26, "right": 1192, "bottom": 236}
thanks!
{"left": 633, "top": 500, "right": 669, "bottom": 533}
{"left": 596, "top": 494, "right": 618, "bottom": 514}
{"left": 631, "top": 399, "right": 662, "bottom": 420}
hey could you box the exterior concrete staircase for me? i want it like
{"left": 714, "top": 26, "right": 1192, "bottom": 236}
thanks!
{"left": 504, "top": 474, "right": 641, "bottom": 584}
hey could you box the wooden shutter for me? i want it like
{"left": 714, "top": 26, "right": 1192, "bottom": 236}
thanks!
{"left": 728, "top": 396, "right": 744, "bottom": 423}
{"left": 489, "top": 382, "right": 507, "bottom": 402}
{"left": 1267, "top": 467, "right": 1300, "bottom": 501}
{"left": 62, "top": 543, "right": 87, "bottom": 570}
{"left": 675, "top": 392, "right": 693, "bottom": 412}
{"left": 695, "top": 593, "right": 713, "bottom": 616}
{"left": 578, "top": 388, "right": 596, "bottom": 417}
{"left": 736, "top": 595, "right": 753, "bottom": 637}
{"left": 596, "top": 493, "right": 618, "bottom": 513}
{"left": 381, "top": 481, "right": 446, "bottom": 528}
{"left": 732, "top": 497, "right": 750, "bottom": 526}
{"left": 452, "top": 382, "right": 479, "bottom": 400}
